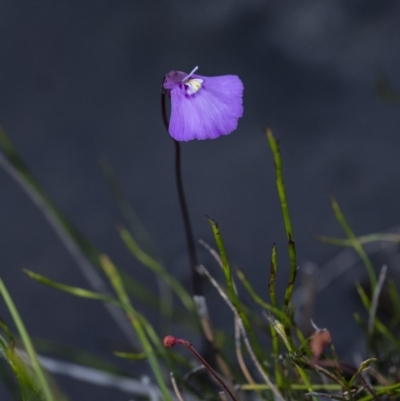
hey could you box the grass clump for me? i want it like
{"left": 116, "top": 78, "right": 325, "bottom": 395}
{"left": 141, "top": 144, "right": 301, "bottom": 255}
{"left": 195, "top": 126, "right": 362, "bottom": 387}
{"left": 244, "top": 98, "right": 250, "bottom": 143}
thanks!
{"left": 0, "top": 127, "right": 399, "bottom": 400}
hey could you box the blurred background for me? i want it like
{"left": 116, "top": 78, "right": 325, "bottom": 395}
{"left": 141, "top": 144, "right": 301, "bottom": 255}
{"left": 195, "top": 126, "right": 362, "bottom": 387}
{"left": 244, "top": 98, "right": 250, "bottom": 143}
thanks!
{"left": 1, "top": 0, "right": 400, "bottom": 399}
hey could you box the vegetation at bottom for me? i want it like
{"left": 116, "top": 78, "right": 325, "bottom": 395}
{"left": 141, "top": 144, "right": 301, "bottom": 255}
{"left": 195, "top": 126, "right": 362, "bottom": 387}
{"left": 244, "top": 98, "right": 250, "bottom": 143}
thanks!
{"left": 0, "top": 127, "right": 399, "bottom": 400}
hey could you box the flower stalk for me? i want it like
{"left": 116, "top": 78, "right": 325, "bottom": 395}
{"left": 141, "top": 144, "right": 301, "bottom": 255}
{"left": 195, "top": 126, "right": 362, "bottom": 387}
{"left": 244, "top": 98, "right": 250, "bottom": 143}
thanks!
{"left": 163, "top": 335, "right": 238, "bottom": 401}
{"left": 161, "top": 87, "right": 202, "bottom": 295}
{"left": 161, "top": 67, "right": 243, "bottom": 295}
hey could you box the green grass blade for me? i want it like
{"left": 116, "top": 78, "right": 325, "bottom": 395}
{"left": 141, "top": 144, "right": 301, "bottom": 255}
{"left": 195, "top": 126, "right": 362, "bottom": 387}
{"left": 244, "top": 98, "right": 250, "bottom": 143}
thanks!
{"left": 266, "top": 129, "right": 293, "bottom": 238}
{"left": 207, "top": 217, "right": 266, "bottom": 368}
{"left": 113, "top": 351, "right": 147, "bottom": 360}
{"left": 101, "top": 158, "right": 159, "bottom": 258}
{"left": 207, "top": 217, "right": 234, "bottom": 299}
{"left": 0, "top": 279, "right": 55, "bottom": 401}
{"left": 24, "top": 268, "right": 181, "bottom": 371}
{"left": 269, "top": 244, "right": 278, "bottom": 307}
{"left": 330, "top": 197, "right": 377, "bottom": 289}
{"left": 25, "top": 268, "right": 177, "bottom": 372}
{"left": 266, "top": 129, "right": 297, "bottom": 313}
{"left": 268, "top": 245, "right": 283, "bottom": 388}
{"left": 235, "top": 269, "right": 290, "bottom": 326}
{"left": 119, "top": 273, "right": 161, "bottom": 310}
{"left": 136, "top": 313, "right": 174, "bottom": 370}
{"left": 24, "top": 270, "right": 119, "bottom": 305}
{"left": 238, "top": 246, "right": 287, "bottom": 390}
{"left": 99, "top": 255, "right": 172, "bottom": 401}
{"left": 265, "top": 314, "right": 315, "bottom": 397}
{"left": 348, "top": 358, "right": 377, "bottom": 388}
{"left": 0, "top": 331, "right": 41, "bottom": 401}
{"left": 355, "top": 282, "right": 370, "bottom": 310}
{"left": 119, "top": 227, "right": 194, "bottom": 311}
{"left": 24, "top": 268, "right": 160, "bottom": 329}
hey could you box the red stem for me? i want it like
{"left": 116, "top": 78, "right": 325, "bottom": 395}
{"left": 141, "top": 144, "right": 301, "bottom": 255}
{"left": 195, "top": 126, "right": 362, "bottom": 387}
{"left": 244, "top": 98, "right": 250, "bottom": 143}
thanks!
{"left": 163, "top": 336, "right": 238, "bottom": 401}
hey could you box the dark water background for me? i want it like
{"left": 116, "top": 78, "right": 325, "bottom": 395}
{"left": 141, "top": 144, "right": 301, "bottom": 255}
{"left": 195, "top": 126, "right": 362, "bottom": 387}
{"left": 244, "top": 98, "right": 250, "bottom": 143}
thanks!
{"left": 1, "top": 1, "right": 400, "bottom": 399}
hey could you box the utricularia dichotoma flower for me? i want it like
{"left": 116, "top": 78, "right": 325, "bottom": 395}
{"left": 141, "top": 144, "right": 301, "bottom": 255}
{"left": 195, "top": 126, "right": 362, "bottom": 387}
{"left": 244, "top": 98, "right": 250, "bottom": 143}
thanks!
{"left": 163, "top": 67, "right": 243, "bottom": 141}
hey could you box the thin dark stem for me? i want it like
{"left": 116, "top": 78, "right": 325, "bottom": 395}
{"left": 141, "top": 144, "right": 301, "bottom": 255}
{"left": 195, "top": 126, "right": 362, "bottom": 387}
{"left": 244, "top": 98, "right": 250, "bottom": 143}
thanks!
{"left": 161, "top": 87, "right": 169, "bottom": 132}
{"left": 161, "top": 89, "right": 202, "bottom": 296}
{"left": 174, "top": 141, "right": 202, "bottom": 295}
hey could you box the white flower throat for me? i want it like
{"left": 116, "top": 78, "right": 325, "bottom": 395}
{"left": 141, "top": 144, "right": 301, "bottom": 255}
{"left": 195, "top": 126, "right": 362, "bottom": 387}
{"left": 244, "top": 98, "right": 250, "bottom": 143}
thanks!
{"left": 185, "top": 78, "right": 203, "bottom": 95}
{"left": 183, "top": 66, "right": 203, "bottom": 95}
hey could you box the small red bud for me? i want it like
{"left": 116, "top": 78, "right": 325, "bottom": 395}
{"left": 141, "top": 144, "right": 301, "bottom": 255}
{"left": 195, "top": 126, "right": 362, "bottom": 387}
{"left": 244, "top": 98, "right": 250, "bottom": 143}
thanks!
{"left": 163, "top": 335, "right": 176, "bottom": 348}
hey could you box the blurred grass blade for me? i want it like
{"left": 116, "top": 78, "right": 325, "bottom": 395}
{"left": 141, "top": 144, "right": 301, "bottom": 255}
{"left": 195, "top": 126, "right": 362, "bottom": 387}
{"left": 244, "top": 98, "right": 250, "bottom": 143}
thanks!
{"left": 24, "top": 268, "right": 175, "bottom": 366}
{"left": 136, "top": 313, "right": 174, "bottom": 371}
{"left": 0, "top": 279, "right": 55, "bottom": 401}
{"left": 355, "top": 282, "right": 370, "bottom": 310}
{"left": 266, "top": 129, "right": 297, "bottom": 313}
{"left": 0, "top": 330, "right": 40, "bottom": 401}
{"left": 102, "top": 156, "right": 175, "bottom": 320}
{"left": 117, "top": 273, "right": 160, "bottom": 310}
{"left": 99, "top": 255, "right": 172, "bottom": 401}
{"left": 0, "top": 127, "right": 98, "bottom": 265}
{"left": 101, "top": 158, "right": 159, "bottom": 258}
{"left": 330, "top": 196, "right": 377, "bottom": 290}
{"left": 23, "top": 269, "right": 119, "bottom": 306}
{"left": 24, "top": 268, "right": 177, "bottom": 369}
{"left": 119, "top": 227, "right": 194, "bottom": 311}
{"left": 0, "top": 128, "right": 143, "bottom": 346}
{"left": 318, "top": 232, "right": 400, "bottom": 246}
{"left": 355, "top": 282, "right": 400, "bottom": 351}
{"left": 113, "top": 351, "right": 147, "bottom": 361}
{"left": 388, "top": 279, "right": 400, "bottom": 327}
{"left": 348, "top": 358, "right": 378, "bottom": 388}
{"left": 18, "top": 350, "right": 168, "bottom": 400}
{"left": 368, "top": 265, "right": 387, "bottom": 335}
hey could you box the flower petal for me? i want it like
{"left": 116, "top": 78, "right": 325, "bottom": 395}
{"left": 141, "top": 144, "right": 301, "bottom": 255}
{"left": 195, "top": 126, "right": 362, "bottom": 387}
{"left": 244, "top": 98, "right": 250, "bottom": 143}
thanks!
{"left": 168, "top": 74, "right": 243, "bottom": 141}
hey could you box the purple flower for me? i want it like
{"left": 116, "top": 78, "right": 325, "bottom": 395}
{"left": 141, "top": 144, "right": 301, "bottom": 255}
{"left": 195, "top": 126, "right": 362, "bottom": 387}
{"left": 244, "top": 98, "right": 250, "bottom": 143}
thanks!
{"left": 163, "top": 67, "right": 243, "bottom": 141}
